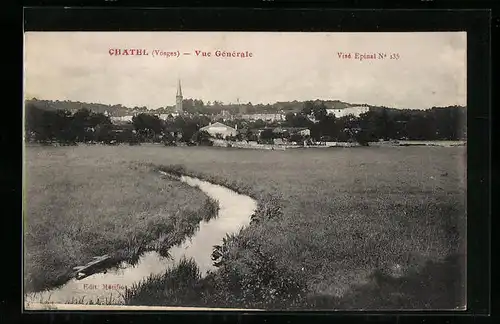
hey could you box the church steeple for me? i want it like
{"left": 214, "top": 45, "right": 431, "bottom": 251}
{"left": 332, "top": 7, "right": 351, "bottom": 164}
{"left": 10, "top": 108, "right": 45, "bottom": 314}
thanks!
{"left": 175, "top": 79, "right": 183, "bottom": 113}
{"left": 176, "top": 79, "right": 182, "bottom": 97}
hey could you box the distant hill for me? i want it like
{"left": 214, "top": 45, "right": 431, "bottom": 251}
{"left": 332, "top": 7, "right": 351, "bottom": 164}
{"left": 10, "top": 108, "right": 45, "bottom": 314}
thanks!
{"left": 24, "top": 99, "right": 179, "bottom": 117}
{"left": 24, "top": 98, "right": 465, "bottom": 117}
{"left": 25, "top": 99, "right": 134, "bottom": 117}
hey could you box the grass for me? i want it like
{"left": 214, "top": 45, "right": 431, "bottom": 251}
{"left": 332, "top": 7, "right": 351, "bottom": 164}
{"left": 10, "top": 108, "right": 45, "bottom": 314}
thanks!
{"left": 26, "top": 292, "right": 125, "bottom": 306}
{"left": 124, "top": 257, "right": 203, "bottom": 306}
{"left": 126, "top": 145, "right": 466, "bottom": 309}
{"left": 23, "top": 145, "right": 219, "bottom": 293}
{"left": 24, "top": 144, "right": 466, "bottom": 309}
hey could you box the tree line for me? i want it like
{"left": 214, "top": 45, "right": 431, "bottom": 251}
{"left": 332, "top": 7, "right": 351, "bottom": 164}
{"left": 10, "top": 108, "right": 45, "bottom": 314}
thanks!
{"left": 25, "top": 100, "right": 466, "bottom": 146}
{"left": 25, "top": 104, "right": 114, "bottom": 144}
{"left": 24, "top": 102, "right": 214, "bottom": 145}
{"left": 279, "top": 102, "right": 466, "bottom": 144}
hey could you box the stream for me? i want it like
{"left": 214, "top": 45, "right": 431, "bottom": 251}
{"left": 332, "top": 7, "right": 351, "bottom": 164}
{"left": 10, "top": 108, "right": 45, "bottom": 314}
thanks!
{"left": 25, "top": 172, "right": 258, "bottom": 307}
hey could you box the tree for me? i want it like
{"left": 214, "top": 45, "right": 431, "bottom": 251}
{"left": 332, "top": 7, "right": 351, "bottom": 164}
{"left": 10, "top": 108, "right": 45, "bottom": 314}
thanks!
{"left": 132, "top": 113, "right": 164, "bottom": 141}
{"left": 354, "top": 130, "right": 370, "bottom": 146}
{"left": 69, "top": 108, "right": 111, "bottom": 142}
{"left": 52, "top": 109, "right": 75, "bottom": 143}
{"left": 253, "top": 119, "right": 266, "bottom": 129}
{"left": 301, "top": 101, "right": 315, "bottom": 116}
{"left": 358, "top": 111, "right": 382, "bottom": 141}
{"left": 260, "top": 129, "right": 274, "bottom": 140}
{"left": 25, "top": 103, "right": 49, "bottom": 142}
{"left": 290, "top": 133, "right": 304, "bottom": 143}
{"left": 258, "top": 129, "right": 275, "bottom": 144}
{"left": 89, "top": 112, "right": 112, "bottom": 127}
{"left": 182, "top": 99, "right": 196, "bottom": 114}
{"left": 313, "top": 114, "right": 337, "bottom": 140}
{"left": 284, "top": 113, "right": 312, "bottom": 128}
{"left": 378, "top": 109, "right": 398, "bottom": 140}
{"left": 182, "top": 120, "right": 203, "bottom": 142}
{"left": 285, "top": 112, "right": 295, "bottom": 124}
{"left": 70, "top": 109, "right": 91, "bottom": 142}
{"left": 312, "top": 102, "right": 328, "bottom": 121}
{"left": 192, "top": 130, "right": 212, "bottom": 145}
{"left": 162, "top": 131, "right": 176, "bottom": 145}
{"left": 95, "top": 123, "right": 113, "bottom": 143}
{"left": 245, "top": 129, "right": 258, "bottom": 142}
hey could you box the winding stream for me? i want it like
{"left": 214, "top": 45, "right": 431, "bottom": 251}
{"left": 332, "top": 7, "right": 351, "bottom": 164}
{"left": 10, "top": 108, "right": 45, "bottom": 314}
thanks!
{"left": 25, "top": 173, "right": 258, "bottom": 307}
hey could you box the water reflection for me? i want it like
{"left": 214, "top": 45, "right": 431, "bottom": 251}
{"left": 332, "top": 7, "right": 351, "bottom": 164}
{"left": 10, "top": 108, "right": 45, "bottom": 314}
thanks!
{"left": 25, "top": 174, "right": 257, "bottom": 306}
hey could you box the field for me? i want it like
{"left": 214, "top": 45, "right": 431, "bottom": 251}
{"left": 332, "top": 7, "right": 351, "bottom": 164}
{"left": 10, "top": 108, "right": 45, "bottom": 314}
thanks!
{"left": 23, "top": 144, "right": 466, "bottom": 309}
{"left": 23, "top": 145, "right": 219, "bottom": 293}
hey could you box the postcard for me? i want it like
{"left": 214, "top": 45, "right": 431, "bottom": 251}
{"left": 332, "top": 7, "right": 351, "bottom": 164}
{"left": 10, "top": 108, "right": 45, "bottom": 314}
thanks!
{"left": 23, "top": 31, "right": 467, "bottom": 311}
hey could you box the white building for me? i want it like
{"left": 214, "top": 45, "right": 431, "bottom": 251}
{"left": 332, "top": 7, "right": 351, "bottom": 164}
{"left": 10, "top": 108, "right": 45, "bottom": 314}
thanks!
{"left": 297, "top": 128, "right": 311, "bottom": 136}
{"left": 110, "top": 115, "right": 134, "bottom": 123}
{"left": 241, "top": 113, "right": 285, "bottom": 122}
{"left": 272, "top": 127, "right": 311, "bottom": 137}
{"left": 200, "top": 122, "right": 238, "bottom": 138}
{"left": 326, "top": 106, "right": 370, "bottom": 118}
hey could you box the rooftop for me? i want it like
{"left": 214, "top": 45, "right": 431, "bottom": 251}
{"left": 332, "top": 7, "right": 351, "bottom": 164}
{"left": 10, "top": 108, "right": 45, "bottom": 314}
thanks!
{"left": 200, "top": 122, "right": 236, "bottom": 130}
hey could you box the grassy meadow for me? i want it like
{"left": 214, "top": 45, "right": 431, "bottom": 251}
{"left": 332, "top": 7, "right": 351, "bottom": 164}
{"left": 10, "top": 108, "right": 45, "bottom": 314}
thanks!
{"left": 23, "top": 145, "right": 219, "bottom": 293}
{"left": 24, "top": 144, "right": 466, "bottom": 309}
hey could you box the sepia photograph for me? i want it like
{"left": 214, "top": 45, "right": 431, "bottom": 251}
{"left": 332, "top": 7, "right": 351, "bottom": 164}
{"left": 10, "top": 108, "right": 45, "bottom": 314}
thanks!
{"left": 23, "top": 31, "right": 467, "bottom": 311}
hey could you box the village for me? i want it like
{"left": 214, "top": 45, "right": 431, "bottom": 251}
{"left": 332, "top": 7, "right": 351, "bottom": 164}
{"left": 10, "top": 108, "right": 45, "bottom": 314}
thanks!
{"left": 99, "top": 80, "right": 372, "bottom": 149}
{"left": 25, "top": 79, "right": 466, "bottom": 149}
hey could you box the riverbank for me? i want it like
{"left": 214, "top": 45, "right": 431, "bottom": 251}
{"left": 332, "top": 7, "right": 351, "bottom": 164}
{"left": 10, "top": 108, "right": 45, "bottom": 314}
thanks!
{"left": 122, "top": 165, "right": 303, "bottom": 308}
{"left": 121, "top": 172, "right": 258, "bottom": 307}
{"left": 24, "top": 147, "right": 219, "bottom": 294}
{"left": 25, "top": 171, "right": 256, "bottom": 307}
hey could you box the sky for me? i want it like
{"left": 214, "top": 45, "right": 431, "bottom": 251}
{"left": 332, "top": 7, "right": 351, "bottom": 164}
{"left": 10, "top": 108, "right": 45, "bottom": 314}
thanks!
{"left": 24, "top": 32, "right": 466, "bottom": 110}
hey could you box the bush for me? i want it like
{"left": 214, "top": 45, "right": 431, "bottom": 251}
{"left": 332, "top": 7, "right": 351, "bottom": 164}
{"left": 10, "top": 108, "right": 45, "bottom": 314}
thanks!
{"left": 206, "top": 234, "right": 307, "bottom": 309}
{"left": 355, "top": 131, "right": 371, "bottom": 146}
{"left": 250, "top": 194, "right": 283, "bottom": 224}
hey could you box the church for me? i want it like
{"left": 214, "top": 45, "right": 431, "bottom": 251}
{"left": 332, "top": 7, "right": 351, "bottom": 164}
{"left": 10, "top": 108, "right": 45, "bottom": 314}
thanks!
{"left": 175, "top": 79, "right": 183, "bottom": 114}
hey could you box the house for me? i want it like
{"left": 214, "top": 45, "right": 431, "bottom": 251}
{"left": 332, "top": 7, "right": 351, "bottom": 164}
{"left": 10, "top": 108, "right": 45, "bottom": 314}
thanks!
{"left": 326, "top": 106, "right": 370, "bottom": 118}
{"left": 240, "top": 113, "right": 285, "bottom": 122}
{"left": 200, "top": 122, "right": 238, "bottom": 139}
{"left": 272, "top": 127, "right": 311, "bottom": 137}
{"left": 211, "top": 110, "right": 235, "bottom": 122}
{"left": 110, "top": 115, "right": 134, "bottom": 123}
{"left": 159, "top": 113, "right": 174, "bottom": 121}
